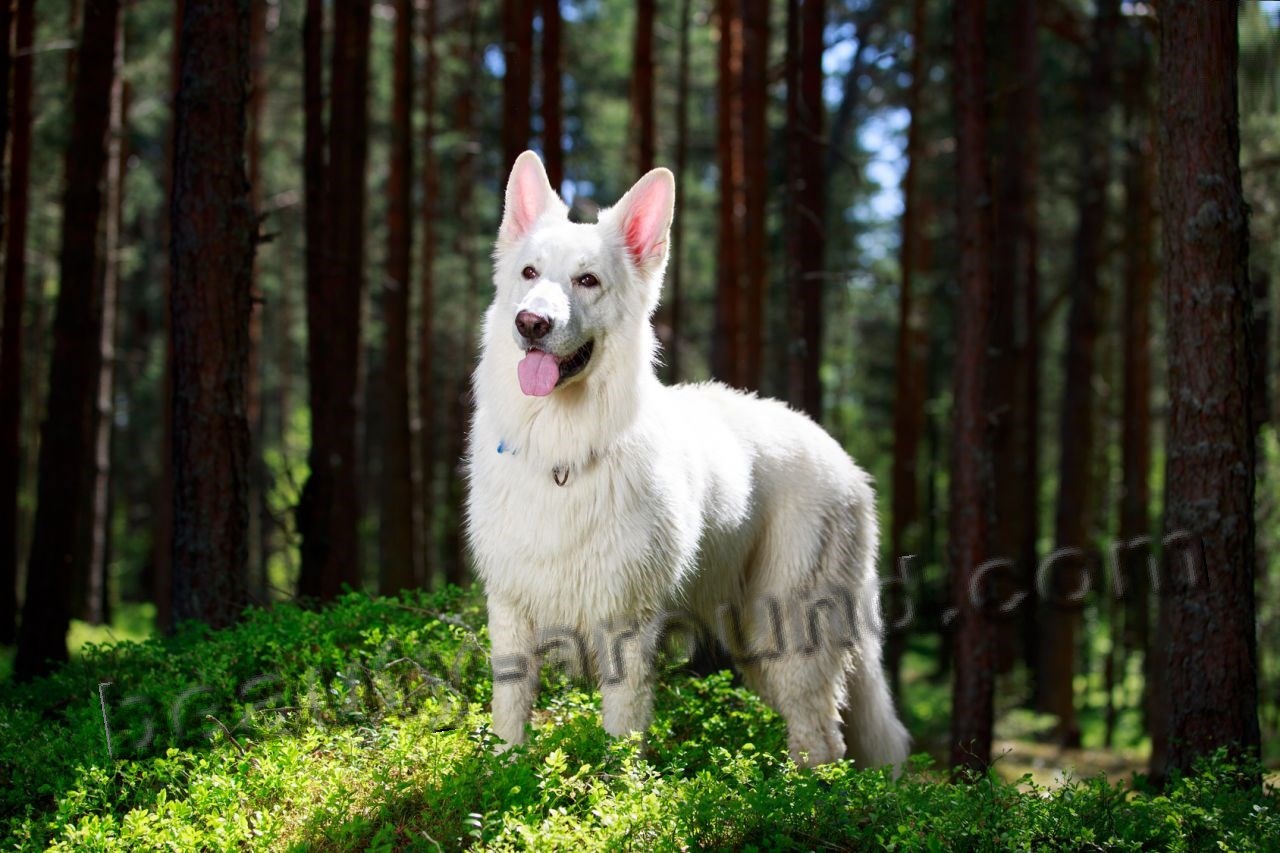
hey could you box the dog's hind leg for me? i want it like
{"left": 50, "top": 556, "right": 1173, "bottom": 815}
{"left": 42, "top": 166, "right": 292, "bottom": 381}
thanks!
{"left": 839, "top": 642, "right": 910, "bottom": 772}
{"left": 743, "top": 645, "right": 848, "bottom": 768}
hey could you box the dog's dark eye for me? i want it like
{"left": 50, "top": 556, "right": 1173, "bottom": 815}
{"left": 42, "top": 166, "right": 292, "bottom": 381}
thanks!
{"left": 521, "top": 265, "right": 538, "bottom": 280}
{"left": 575, "top": 273, "right": 600, "bottom": 289}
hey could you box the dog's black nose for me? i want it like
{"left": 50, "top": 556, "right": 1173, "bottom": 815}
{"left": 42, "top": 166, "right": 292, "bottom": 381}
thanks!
{"left": 515, "top": 310, "right": 552, "bottom": 341}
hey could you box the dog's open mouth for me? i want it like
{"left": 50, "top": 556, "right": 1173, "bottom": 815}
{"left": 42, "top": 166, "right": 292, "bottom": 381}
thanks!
{"left": 517, "top": 340, "right": 595, "bottom": 397}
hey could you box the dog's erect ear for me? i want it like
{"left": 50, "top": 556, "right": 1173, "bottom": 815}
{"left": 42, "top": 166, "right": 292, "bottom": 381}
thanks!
{"left": 610, "top": 168, "right": 675, "bottom": 270}
{"left": 499, "top": 150, "right": 566, "bottom": 246}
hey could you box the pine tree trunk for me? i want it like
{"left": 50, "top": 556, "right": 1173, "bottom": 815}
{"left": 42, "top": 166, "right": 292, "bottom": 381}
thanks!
{"left": 170, "top": 0, "right": 254, "bottom": 629}
{"left": 949, "top": 0, "right": 995, "bottom": 775}
{"left": 502, "top": 0, "right": 533, "bottom": 168}
{"left": 14, "top": 0, "right": 122, "bottom": 679}
{"left": 380, "top": 0, "right": 418, "bottom": 595}
{"left": 740, "top": 0, "right": 767, "bottom": 393}
{"left": 1039, "top": 0, "right": 1119, "bottom": 746}
{"left": 1118, "top": 19, "right": 1155, "bottom": 731}
{"left": 86, "top": 30, "right": 127, "bottom": 628}
{"left": 713, "top": 0, "right": 743, "bottom": 387}
{"left": 1013, "top": 0, "right": 1042, "bottom": 688}
{"left": 417, "top": 0, "right": 438, "bottom": 585}
{"left": 299, "top": 0, "right": 371, "bottom": 600}
{"left": 887, "top": 0, "right": 931, "bottom": 699}
{"left": 664, "top": 0, "right": 692, "bottom": 383}
{"left": 785, "top": 0, "right": 824, "bottom": 419}
{"left": 1153, "top": 0, "right": 1259, "bottom": 784}
{"left": 0, "top": 0, "right": 32, "bottom": 646}
{"left": 246, "top": 0, "right": 269, "bottom": 602}
{"left": 633, "top": 0, "right": 655, "bottom": 173}
{"left": 540, "top": 0, "right": 563, "bottom": 189}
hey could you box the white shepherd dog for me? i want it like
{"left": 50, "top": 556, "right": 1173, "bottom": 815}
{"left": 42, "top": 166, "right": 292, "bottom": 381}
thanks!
{"left": 465, "top": 151, "right": 910, "bottom": 769}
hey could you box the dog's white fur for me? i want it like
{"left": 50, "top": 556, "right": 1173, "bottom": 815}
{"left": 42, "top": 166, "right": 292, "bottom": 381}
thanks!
{"left": 465, "top": 152, "right": 910, "bottom": 769}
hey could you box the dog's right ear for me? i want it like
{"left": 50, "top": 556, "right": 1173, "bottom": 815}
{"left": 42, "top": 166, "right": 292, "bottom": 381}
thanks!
{"left": 499, "top": 150, "right": 566, "bottom": 247}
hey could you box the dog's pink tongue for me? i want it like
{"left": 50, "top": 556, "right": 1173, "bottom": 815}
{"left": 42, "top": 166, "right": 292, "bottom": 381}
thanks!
{"left": 518, "top": 350, "right": 560, "bottom": 396}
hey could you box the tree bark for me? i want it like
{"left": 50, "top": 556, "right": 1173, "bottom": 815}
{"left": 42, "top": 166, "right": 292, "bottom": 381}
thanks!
{"left": 14, "top": 0, "right": 121, "bottom": 679}
{"left": 663, "top": 0, "right": 692, "bottom": 383}
{"left": 785, "top": 0, "right": 824, "bottom": 419}
{"left": 540, "top": 0, "right": 562, "bottom": 189}
{"left": 299, "top": 0, "right": 371, "bottom": 600}
{"left": 713, "top": 0, "right": 744, "bottom": 388}
{"left": 502, "top": 0, "right": 533, "bottom": 168}
{"left": 170, "top": 0, "right": 254, "bottom": 629}
{"left": 0, "top": 0, "right": 33, "bottom": 646}
{"left": 1038, "top": 0, "right": 1119, "bottom": 746}
{"left": 381, "top": 0, "right": 418, "bottom": 595}
{"left": 887, "top": 0, "right": 931, "bottom": 699}
{"left": 86, "top": 28, "right": 127, "bottom": 627}
{"left": 1153, "top": 0, "right": 1259, "bottom": 784}
{"left": 633, "top": 0, "right": 655, "bottom": 173}
{"left": 417, "top": 0, "right": 438, "bottom": 585}
{"left": 1118, "top": 18, "right": 1155, "bottom": 731}
{"left": 739, "top": 0, "right": 767, "bottom": 393}
{"left": 949, "top": 0, "right": 995, "bottom": 775}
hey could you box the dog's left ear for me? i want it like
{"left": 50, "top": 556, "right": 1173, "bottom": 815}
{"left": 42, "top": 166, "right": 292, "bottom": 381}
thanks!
{"left": 610, "top": 168, "right": 675, "bottom": 271}
{"left": 499, "top": 150, "right": 567, "bottom": 247}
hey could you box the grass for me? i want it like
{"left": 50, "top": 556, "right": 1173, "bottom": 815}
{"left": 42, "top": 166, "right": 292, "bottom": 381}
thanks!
{"left": 2, "top": 589, "right": 1278, "bottom": 850}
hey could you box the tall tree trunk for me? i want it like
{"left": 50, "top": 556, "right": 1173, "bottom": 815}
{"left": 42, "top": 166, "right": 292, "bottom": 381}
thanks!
{"left": 713, "top": 0, "right": 743, "bottom": 387}
{"left": 949, "top": 0, "right": 995, "bottom": 775}
{"left": 0, "top": 0, "right": 32, "bottom": 646}
{"left": 633, "top": 0, "right": 655, "bottom": 173}
{"left": 442, "top": 0, "right": 480, "bottom": 587}
{"left": 381, "top": 0, "right": 418, "bottom": 595}
{"left": 664, "top": 0, "right": 692, "bottom": 383}
{"left": 887, "top": 0, "right": 930, "bottom": 699}
{"left": 299, "top": 0, "right": 371, "bottom": 600}
{"left": 1038, "top": 0, "right": 1119, "bottom": 746}
{"left": 1013, "top": 0, "right": 1042, "bottom": 688}
{"left": 14, "top": 0, "right": 121, "bottom": 679}
{"left": 1153, "top": 0, "right": 1259, "bottom": 784}
{"left": 784, "top": 0, "right": 824, "bottom": 419}
{"left": 502, "top": 0, "right": 533, "bottom": 168}
{"left": 540, "top": 0, "right": 562, "bottom": 189}
{"left": 153, "top": 0, "right": 184, "bottom": 636}
{"left": 246, "top": 0, "right": 269, "bottom": 602}
{"left": 86, "top": 28, "right": 127, "bottom": 627}
{"left": 739, "top": 0, "right": 767, "bottom": 393}
{"left": 170, "top": 0, "right": 254, "bottom": 629}
{"left": 1118, "top": 19, "right": 1155, "bottom": 731}
{"left": 417, "top": 0, "right": 438, "bottom": 585}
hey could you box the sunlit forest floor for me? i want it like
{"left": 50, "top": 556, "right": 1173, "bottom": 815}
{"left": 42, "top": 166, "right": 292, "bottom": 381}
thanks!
{"left": 2, "top": 590, "right": 1278, "bottom": 849}
{"left": 3, "top": 598, "right": 1276, "bottom": 796}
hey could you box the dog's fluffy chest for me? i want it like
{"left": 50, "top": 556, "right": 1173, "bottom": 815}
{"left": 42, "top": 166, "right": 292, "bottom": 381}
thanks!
{"left": 467, "top": 436, "right": 691, "bottom": 627}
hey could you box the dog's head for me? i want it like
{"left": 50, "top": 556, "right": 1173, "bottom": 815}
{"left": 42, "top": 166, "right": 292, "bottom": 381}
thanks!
{"left": 490, "top": 151, "right": 675, "bottom": 397}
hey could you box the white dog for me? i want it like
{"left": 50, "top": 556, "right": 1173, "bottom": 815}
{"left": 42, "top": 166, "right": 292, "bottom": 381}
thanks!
{"left": 464, "top": 151, "right": 910, "bottom": 769}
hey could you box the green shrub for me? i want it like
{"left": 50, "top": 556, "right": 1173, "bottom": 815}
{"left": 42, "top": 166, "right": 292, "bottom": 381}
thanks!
{"left": 2, "top": 589, "right": 1277, "bottom": 850}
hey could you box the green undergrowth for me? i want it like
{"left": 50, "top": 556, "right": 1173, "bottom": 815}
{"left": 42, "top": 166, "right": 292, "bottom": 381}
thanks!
{"left": 2, "top": 589, "right": 1278, "bottom": 851}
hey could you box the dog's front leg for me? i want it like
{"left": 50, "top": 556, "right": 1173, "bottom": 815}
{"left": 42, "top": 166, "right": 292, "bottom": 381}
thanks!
{"left": 598, "top": 624, "right": 656, "bottom": 739}
{"left": 488, "top": 596, "right": 538, "bottom": 748}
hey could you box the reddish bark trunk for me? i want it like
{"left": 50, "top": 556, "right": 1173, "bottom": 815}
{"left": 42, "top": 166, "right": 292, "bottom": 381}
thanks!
{"left": 540, "top": 0, "right": 563, "bottom": 190}
{"left": 663, "top": 0, "right": 692, "bottom": 383}
{"left": 502, "top": 0, "right": 533, "bottom": 168}
{"left": 740, "top": 0, "right": 768, "bottom": 393}
{"left": 713, "top": 0, "right": 744, "bottom": 388}
{"left": 15, "top": 0, "right": 122, "bottom": 679}
{"left": 633, "top": 0, "right": 655, "bottom": 173}
{"left": 785, "top": 0, "right": 824, "bottom": 419}
{"left": 1153, "top": 0, "right": 1259, "bottom": 784}
{"left": 170, "top": 0, "right": 254, "bottom": 629}
{"left": 0, "top": 0, "right": 33, "bottom": 645}
{"left": 949, "top": 0, "right": 996, "bottom": 775}
{"left": 299, "top": 0, "right": 371, "bottom": 600}
{"left": 1039, "top": 0, "right": 1119, "bottom": 746}
{"left": 381, "top": 0, "right": 418, "bottom": 594}
{"left": 887, "top": 0, "right": 931, "bottom": 698}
